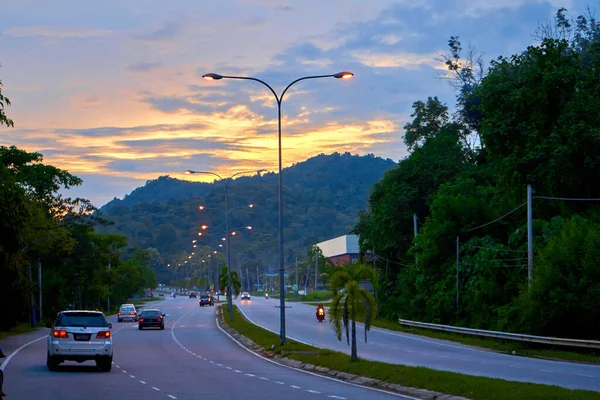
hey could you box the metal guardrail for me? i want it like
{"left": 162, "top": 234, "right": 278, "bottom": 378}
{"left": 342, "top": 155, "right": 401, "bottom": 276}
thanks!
{"left": 398, "top": 319, "right": 600, "bottom": 349}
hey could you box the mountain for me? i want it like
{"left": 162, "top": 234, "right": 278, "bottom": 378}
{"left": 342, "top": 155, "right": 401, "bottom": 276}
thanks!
{"left": 96, "top": 152, "right": 396, "bottom": 283}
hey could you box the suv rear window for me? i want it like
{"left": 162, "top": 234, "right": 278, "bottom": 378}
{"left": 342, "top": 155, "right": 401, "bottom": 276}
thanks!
{"left": 141, "top": 310, "right": 161, "bottom": 316}
{"left": 57, "top": 312, "right": 109, "bottom": 327}
{"left": 200, "top": 295, "right": 209, "bottom": 298}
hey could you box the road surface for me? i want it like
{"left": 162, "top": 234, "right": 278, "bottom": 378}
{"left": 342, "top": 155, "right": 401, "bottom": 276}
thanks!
{"left": 1, "top": 297, "right": 411, "bottom": 400}
{"left": 236, "top": 296, "right": 600, "bottom": 392}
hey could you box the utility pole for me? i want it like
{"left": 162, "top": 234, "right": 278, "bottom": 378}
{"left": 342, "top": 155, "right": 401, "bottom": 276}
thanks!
{"left": 38, "top": 259, "right": 43, "bottom": 321}
{"left": 295, "top": 258, "right": 299, "bottom": 294}
{"left": 107, "top": 261, "right": 111, "bottom": 312}
{"left": 527, "top": 184, "right": 533, "bottom": 288}
{"left": 413, "top": 213, "right": 418, "bottom": 265}
{"left": 373, "top": 248, "right": 379, "bottom": 318}
{"left": 456, "top": 236, "right": 460, "bottom": 314}
{"left": 256, "top": 266, "right": 259, "bottom": 291}
{"left": 246, "top": 267, "right": 250, "bottom": 292}
{"left": 29, "top": 264, "right": 36, "bottom": 327}
{"left": 314, "top": 253, "right": 318, "bottom": 291}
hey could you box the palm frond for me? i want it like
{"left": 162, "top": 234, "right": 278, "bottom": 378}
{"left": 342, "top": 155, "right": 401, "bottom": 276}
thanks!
{"left": 329, "top": 293, "right": 344, "bottom": 341}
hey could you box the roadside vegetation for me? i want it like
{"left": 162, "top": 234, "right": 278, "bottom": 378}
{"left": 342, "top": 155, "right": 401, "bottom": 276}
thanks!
{"left": 222, "top": 305, "right": 599, "bottom": 400}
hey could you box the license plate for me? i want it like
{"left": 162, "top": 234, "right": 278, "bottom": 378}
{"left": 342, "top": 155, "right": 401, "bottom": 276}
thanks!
{"left": 74, "top": 334, "right": 91, "bottom": 341}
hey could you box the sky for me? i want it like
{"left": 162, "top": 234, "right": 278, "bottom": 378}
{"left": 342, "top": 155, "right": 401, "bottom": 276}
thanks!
{"left": 0, "top": 0, "right": 588, "bottom": 207}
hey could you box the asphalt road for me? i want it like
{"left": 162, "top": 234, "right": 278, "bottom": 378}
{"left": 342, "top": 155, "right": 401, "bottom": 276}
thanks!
{"left": 1, "top": 297, "right": 411, "bottom": 400}
{"left": 236, "top": 296, "right": 600, "bottom": 392}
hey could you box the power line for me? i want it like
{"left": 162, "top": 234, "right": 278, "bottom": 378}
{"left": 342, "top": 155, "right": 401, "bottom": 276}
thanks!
{"left": 464, "top": 202, "right": 527, "bottom": 232}
{"left": 462, "top": 244, "right": 526, "bottom": 253}
{"left": 534, "top": 196, "right": 600, "bottom": 201}
{"left": 373, "top": 252, "right": 409, "bottom": 267}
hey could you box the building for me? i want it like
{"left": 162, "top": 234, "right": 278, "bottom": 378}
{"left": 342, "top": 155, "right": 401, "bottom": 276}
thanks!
{"left": 316, "top": 234, "right": 359, "bottom": 266}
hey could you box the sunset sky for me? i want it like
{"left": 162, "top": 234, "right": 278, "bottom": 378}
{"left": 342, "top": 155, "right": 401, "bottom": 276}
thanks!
{"left": 0, "top": 0, "right": 586, "bottom": 207}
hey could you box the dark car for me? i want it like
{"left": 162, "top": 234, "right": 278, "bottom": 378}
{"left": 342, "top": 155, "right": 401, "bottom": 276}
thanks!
{"left": 189, "top": 292, "right": 197, "bottom": 298}
{"left": 199, "top": 294, "right": 214, "bottom": 307}
{"left": 138, "top": 309, "right": 165, "bottom": 330}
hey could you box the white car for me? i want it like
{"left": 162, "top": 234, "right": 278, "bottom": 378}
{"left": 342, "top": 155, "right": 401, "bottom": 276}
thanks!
{"left": 46, "top": 310, "right": 113, "bottom": 372}
{"left": 240, "top": 292, "right": 251, "bottom": 300}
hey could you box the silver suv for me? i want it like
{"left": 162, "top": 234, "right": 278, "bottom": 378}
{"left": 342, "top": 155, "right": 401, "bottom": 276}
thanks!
{"left": 46, "top": 310, "right": 113, "bottom": 372}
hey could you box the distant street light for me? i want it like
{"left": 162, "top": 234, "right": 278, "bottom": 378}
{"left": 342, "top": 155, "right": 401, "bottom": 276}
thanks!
{"left": 184, "top": 168, "right": 264, "bottom": 320}
{"left": 202, "top": 71, "right": 353, "bottom": 344}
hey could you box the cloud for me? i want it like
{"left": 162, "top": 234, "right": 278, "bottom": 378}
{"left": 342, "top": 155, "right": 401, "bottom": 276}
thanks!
{"left": 4, "top": 26, "right": 114, "bottom": 40}
{"left": 352, "top": 51, "right": 443, "bottom": 69}
{"left": 128, "top": 62, "right": 163, "bottom": 72}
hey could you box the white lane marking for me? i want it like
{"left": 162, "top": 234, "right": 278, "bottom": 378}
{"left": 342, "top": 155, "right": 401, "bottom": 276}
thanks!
{"left": 140, "top": 380, "right": 147, "bottom": 384}
{"left": 577, "top": 374, "right": 594, "bottom": 378}
{"left": 130, "top": 375, "right": 136, "bottom": 378}
{"left": 273, "top": 381, "right": 285, "bottom": 384}
{"left": 168, "top": 395, "right": 177, "bottom": 399}
{"left": 152, "top": 387, "right": 160, "bottom": 391}
{"left": 259, "top": 377, "right": 270, "bottom": 381}
{"left": 290, "top": 385, "right": 301, "bottom": 389}
{"left": 234, "top": 369, "right": 242, "bottom": 373}
{"left": 328, "top": 396, "right": 346, "bottom": 399}
{"left": 0, "top": 335, "right": 46, "bottom": 371}
{"left": 245, "top": 373, "right": 255, "bottom": 377}
{"left": 216, "top": 317, "right": 420, "bottom": 399}
{"left": 540, "top": 370, "right": 553, "bottom": 373}
{"left": 237, "top": 305, "right": 322, "bottom": 349}
{"left": 307, "top": 389, "right": 321, "bottom": 394}
{"left": 209, "top": 360, "right": 214, "bottom": 364}
{"left": 226, "top": 366, "right": 232, "bottom": 370}
{"left": 116, "top": 365, "right": 121, "bottom": 368}
{"left": 122, "top": 370, "right": 128, "bottom": 373}
{"left": 216, "top": 363, "right": 223, "bottom": 367}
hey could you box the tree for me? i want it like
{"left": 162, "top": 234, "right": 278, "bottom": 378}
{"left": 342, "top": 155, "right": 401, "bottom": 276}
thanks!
{"left": 218, "top": 266, "right": 241, "bottom": 298}
{"left": 328, "top": 263, "right": 377, "bottom": 362}
{"left": 0, "top": 73, "right": 14, "bottom": 127}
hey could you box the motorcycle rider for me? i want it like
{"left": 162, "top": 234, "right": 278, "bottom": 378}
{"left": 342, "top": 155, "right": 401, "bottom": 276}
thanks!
{"left": 316, "top": 302, "right": 325, "bottom": 320}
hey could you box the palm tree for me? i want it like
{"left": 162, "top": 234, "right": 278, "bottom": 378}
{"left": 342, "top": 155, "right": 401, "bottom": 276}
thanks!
{"left": 218, "top": 266, "right": 241, "bottom": 298}
{"left": 328, "top": 262, "right": 377, "bottom": 362}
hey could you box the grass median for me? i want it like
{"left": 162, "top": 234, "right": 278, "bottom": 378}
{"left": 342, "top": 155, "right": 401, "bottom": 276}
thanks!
{"left": 222, "top": 305, "right": 599, "bottom": 400}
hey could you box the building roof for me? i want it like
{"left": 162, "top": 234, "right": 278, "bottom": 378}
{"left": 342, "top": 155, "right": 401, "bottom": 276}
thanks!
{"left": 316, "top": 234, "right": 359, "bottom": 258}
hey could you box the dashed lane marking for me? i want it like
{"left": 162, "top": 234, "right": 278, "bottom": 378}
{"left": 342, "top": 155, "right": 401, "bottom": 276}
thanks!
{"left": 307, "top": 390, "right": 322, "bottom": 394}
{"left": 140, "top": 381, "right": 146, "bottom": 384}
{"left": 168, "top": 395, "right": 177, "bottom": 399}
{"left": 152, "top": 387, "right": 160, "bottom": 391}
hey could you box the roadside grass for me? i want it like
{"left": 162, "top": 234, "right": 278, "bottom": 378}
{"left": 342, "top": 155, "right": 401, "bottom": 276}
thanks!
{"left": 354, "top": 313, "right": 600, "bottom": 364}
{"left": 272, "top": 290, "right": 332, "bottom": 302}
{"left": 0, "top": 322, "right": 44, "bottom": 340}
{"left": 222, "top": 305, "right": 599, "bottom": 400}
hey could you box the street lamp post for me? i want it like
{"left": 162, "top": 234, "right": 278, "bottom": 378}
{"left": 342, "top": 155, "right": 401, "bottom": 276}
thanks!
{"left": 202, "top": 71, "right": 353, "bottom": 344}
{"left": 185, "top": 169, "right": 264, "bottom": 320}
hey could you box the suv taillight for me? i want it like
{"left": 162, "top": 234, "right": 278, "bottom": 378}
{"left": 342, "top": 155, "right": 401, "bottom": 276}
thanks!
{"left": 96, "top": 331, "right": 111, "bottom": 339}
{"left": 130, "top": 312, "right": 136, "bottom": 315}
{"left": 52, "top": 329, "right": 68, "bottom": 338}
{"left": 139, "top": 318, "right": 144, "bottom": 322}
{"left": 157, "top": 317, "right": 162, "bottom": 322}
{"left": 118, "top": 312, "right": 122, "bottom": 316}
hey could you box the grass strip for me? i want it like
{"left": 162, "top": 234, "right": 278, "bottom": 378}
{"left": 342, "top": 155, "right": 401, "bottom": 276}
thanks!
{"left": 0, "top": 323, "right": 43, "bottom": 340}
{"left": 222, "top": 305, "right": 599, "bottom": 400}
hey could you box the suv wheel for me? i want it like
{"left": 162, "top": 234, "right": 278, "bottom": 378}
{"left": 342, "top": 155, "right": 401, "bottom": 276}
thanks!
{"left": 47, "top": 353, "right": 59, "bottom": 371}
{"left": 96, "top": 356, "right": 112, "bottom": 372}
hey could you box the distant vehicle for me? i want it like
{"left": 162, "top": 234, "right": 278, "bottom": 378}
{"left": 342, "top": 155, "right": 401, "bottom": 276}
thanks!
{"left": 138, "top": 309, "right": 165, "bottom": 330}
{"left": 171, "top": 292, "right": 176, "bottom": 298}
{"left": 159, "top": 293, "right": 164, "bottom": 297}
{"left": 46, "top": 310, "right": 113, "bottom": 372}
{"left": 199, "top": 294, "right": 214, "bottom": 307}
{"left": 117, "top": 305, "right": 138, "bottom": 323}
{"left": 189, "top": 292, "right": 197, "bottom": 298}
{"left": 240, "top": 292, "right": 251, "bottom": 300}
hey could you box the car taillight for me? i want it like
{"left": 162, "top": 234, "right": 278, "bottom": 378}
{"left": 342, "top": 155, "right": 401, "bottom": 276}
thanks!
{"left": 157, "top": 317, "right": 162, "bottom": 322}
{"left": 130, "top": 312, "right": 136, "bottom": 315}
{"left": 96, "top": 331, "right": 111, "bottom": 339}
{"left": 139, "top": 318, "right": 144, "bottom": 322}
{"left": 118, "top": 312, "right": 122, "bottom": 316}
{"left": 53, "top": 329, "right": 68, "bottom": 338}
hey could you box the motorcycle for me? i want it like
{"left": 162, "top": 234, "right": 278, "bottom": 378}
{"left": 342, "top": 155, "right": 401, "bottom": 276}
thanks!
{"left": 265, "top": 293, "right": 269, "bottom": 300}
{"left": 316, "top": 307, "right": 325, "bottom": 322}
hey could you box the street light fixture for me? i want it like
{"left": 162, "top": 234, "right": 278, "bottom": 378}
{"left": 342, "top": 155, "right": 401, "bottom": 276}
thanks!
{"left": 184, "top": 168, "right": 264, "bottom": 320}
{"left": 202, "top": 71, "right": 353, "bottom": 344}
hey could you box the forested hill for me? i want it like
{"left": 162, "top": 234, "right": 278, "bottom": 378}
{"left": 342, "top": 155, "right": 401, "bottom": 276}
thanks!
{"left": 96, "top": 152, "right": 396, "bottom": 280}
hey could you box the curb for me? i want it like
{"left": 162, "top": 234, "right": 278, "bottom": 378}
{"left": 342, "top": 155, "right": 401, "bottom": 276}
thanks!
{"left": 216, "top": 305, "right": 470, "bottom": 400}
